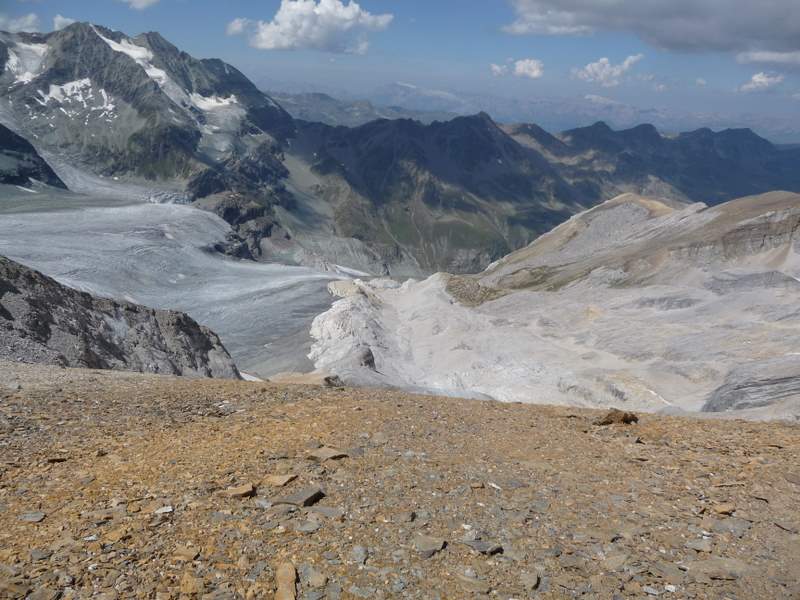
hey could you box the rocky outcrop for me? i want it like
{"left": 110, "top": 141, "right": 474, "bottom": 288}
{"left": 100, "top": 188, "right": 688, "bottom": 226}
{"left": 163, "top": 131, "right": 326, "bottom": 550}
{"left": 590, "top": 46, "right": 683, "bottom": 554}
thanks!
{"left": 0, "top": 256, "right": 240, "bottom": 378}
{"left": 0, "top": 124, "right": 65, "bottom": 188}
{"left": 703, "top": 357, "right": 800, "bottom": 412}
{"left": 308, "top": 192, "right": 800, "bottom": 419}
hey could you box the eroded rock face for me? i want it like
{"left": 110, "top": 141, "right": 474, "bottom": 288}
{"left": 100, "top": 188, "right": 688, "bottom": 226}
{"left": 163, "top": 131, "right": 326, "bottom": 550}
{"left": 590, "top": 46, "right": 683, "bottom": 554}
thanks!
{"left": 0, "top": 124, "right": 65, "bottom": 188}
{"left": 703, "top": 357, "right": 800, "bottom": 412}
{"left": 0, "top": 256, "right": 240, "bottom": 378}
{"left": 308, "top": 192, "right": 800, "bottom": 419}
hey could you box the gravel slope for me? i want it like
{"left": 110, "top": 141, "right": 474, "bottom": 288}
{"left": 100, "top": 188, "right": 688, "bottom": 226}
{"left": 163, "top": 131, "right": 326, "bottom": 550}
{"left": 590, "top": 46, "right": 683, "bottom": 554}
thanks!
{"left": 0, "top": 362, "right": 798, "bottom": 598}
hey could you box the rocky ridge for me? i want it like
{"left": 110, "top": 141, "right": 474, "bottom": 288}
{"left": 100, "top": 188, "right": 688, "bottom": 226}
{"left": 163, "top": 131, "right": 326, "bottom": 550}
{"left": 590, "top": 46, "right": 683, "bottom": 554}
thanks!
{"left": 308, "top": 192, "right": 800, "bottom": 418}
{"left": 0, "top": 255, "right": 240, "bottom": 378}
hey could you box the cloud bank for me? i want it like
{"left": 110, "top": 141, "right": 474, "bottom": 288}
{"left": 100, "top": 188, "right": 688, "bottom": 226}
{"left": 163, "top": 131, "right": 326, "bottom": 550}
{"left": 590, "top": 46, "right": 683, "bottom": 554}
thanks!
{"left": 504, "top": 0, "right": 800, "bottom": 53}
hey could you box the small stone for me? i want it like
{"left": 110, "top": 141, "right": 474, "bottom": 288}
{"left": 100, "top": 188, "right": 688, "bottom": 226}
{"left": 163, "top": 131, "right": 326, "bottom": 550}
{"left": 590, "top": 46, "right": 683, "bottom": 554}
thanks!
{"left": 350, "top": 545, "right": 369, "bottom": 565}
{"left": 307, "top": 506, "right": 344, "bottom": 520}
{"left": 180, "top": 572, "right": 204, "bottom": 595}
{"left": 643, "top": 585, "right": 661, "bottom": 596}
{"left": 173, "top": 546, "right": 200, "bottom": 561}
{"left": 520, "top": 572, "right": 541, "bottom": 590}
{"left": 273, "top": 487, "right": 325, "bottom": 507}
{"left": 711, "top": 502, "right": 735, "bottom": 515}
{"left": 371, "top": 432, "right": 389, "bottom": 445}
{"left": 711, "top": 517, "right": 751, "bottom": 538}
{"left": 294, "top": 520, "right": 321, "bottom": 533}
{"left": 27, "top": 587, "right": 59, "bottom": 600}
{"left": 19, "top": 512, "right": 46, "bottom": 523}
{"left": 412, "top": 534, "right": 446, "bottom": 558}
{"left": 463, "top": 540, "right": 503, "bottom": 555}
{"left": 595, "top": 409, "right": 639, "bottom": 425}
{"left": 784, "top": 472, "right": 800, "bottom": 486}
{"left": 685, "top": 538, "right": 713, "bottom": 553}
{"left": 275, "top": 562, "right": 297, "bottom": 600}
{"left": 29, "top": 549, "right": 52, "bottom": 561}
{"left": 687, "top": 557, "right": 750, "bottom": 581}
{"left": 224, "top": 483, "right": 256, "bottom": 498}
{"left": 307, "top": 447, "right": 348, "bottom": 462}
{"left": 265, "top": 474, "right": 297, "bottom": 487}
{"left": 154, "top": 505, "right": 173, "bottom": 515}
{"left": 305, "top": 568, "right": 327, "bottom": 589}
{"left": 455, "top": 573, "right": 490, "bottom": 593}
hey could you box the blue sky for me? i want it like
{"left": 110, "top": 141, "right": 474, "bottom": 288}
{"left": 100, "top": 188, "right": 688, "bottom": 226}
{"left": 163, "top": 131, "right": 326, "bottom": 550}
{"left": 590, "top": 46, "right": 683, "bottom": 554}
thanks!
{"left": 3, "top": 0, "right": 799, "bottom": 124}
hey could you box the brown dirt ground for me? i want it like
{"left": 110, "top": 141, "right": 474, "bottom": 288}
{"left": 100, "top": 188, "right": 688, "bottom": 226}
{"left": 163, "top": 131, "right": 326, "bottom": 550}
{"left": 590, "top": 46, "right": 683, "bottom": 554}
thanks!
{"left": 1, "top": 361, "right": 799, "bottom": 599}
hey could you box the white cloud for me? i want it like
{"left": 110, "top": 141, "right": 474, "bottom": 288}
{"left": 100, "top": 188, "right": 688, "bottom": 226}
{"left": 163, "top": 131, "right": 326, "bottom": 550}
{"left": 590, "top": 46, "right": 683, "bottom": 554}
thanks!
{"left": 228, "top": 0, "right": 393, "bottom": 54}
{"left": 513, "top": 58, "right": 544, "bottom": 79}
{"left": 739, "top": 72, "right": 784, "bottom": 92}
{"left": 573, "top": 54, "right": 643, "bottom": 87}
{"left": 653, "top": 83, "right": 667, "bottom": 92}
{"left": 503, "top": 0, "right": 800, "bottom": 53}
{"left": 121, "top": 0, "right": 160, "bottom": 9}
{"left": 491, "top": 58, "right": 544, "bottom": 79}
{"left": 737, "top": 50, "right": 800, "bottom": 67}
{"left": 226, "top": 17, "right": 251, "bottom": 36}
{"left": 53, "top": 15, "right": 76, "bottom": 31}
{"left": 0, "top": 13, "right": 40, "bottom": 33}
{"left": 696, "top": 78, "right": 707, "bottom": 86}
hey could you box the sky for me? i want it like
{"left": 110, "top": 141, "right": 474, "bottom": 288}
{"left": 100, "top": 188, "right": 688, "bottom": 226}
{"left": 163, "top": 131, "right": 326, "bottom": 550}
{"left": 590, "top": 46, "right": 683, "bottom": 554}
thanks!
{"left": 2, "top": 0, "right": 799, "bottom": 129}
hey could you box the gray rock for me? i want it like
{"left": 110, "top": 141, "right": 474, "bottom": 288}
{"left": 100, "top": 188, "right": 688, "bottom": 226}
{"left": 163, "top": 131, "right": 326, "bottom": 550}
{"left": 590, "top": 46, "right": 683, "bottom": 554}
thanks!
{"left": 0, "top": 256, "right": 240, "bottom": 379}
{"left": 412, "top": 535, "right": 446, "bottom": 558}
{"left": 349, "top": 546, "right": 368, "bottom": 565}
{"left": 19, "top": 512, "right": 46, "bottom": 523}
{"left": 273, "top": 487, "right": 325, "bottom": 507}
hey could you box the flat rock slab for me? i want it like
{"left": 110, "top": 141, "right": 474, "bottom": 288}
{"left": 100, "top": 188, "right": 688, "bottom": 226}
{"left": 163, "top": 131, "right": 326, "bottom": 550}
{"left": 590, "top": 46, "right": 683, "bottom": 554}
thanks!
{"left": 273, "top": 487, "right": 325, "bottom": 507}
{"left": 307, "top": 447, "right": 349, "bottom": 461}
{"left": 224, "top": 483, "right": 255, "bottom": 498}
{"left": 463, "top": 540, "right": 503, "bottom": 555}
{"left": 264, "top": 474, "right": 297, "bottom": 487}
{"left": 413, "top": 535, "right": 446, "bottom": 558}
{"left": 686, "top": 558, "right": 750, "bottom": 581}
{"left": 18, "top": 512, "right": 46, "bottom": 523}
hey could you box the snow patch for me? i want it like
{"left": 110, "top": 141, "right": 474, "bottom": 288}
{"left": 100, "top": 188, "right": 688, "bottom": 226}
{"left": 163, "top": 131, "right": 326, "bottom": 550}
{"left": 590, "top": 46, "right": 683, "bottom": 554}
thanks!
{"left": 189, "top": 93, "right": 238, "bottom": 111}
{"left": 4, "top": 42, "right": 48, "bottom": 84}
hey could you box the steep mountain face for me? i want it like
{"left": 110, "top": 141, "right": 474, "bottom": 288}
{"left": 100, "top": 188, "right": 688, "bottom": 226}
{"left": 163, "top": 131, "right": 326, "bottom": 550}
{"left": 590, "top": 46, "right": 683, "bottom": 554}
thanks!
{"left": 506, "top": 121, "right": 800, "bottom": 205}
{"left": 0, "top": 23, "right": 292, "bottom": 189}
{"left": 308, "top": 192, "right": 800, "bottom": 419}
{"left": 0, "top": 123, "right": 64, "bottom": 188}
{"left": 291, "top": 114, "right": 584, "bottom": 273}
{"left": 0, "top": 255, "right": 240, "bottom": 378}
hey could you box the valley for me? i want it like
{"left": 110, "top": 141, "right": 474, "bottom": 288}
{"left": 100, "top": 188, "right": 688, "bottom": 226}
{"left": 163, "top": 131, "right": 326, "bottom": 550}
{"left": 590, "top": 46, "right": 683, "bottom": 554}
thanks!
{"left": 0, "top": 20, "right": 799, "bottom": 421}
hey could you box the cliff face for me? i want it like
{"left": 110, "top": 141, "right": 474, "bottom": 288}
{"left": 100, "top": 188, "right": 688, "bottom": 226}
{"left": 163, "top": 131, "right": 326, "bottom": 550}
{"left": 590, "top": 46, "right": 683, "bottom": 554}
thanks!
{"left": 0, "top": 256, "right": 240, "bottom": 378}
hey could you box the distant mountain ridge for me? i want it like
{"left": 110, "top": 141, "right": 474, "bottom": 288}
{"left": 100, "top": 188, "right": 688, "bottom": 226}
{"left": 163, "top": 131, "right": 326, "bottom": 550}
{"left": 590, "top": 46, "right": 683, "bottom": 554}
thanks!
{"left": 2, "top": 23, "right": 799, "bottom": 275}
{"left": 269, "top": 90, "right": 457, "bottom": 127}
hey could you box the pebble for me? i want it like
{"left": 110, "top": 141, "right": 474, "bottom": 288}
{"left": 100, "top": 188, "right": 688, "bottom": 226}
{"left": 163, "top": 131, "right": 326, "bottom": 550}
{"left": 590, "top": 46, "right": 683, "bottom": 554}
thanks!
{"left": 412, "top": 535, "right": 446, "bottom": 558}
{"left": 265, "top": 474, "right": 297, "bottom": 487}
{"left": 18, "top": 512, "right": 46, "bottom": 523}
{"left": 224, "top": 483, "right": 255, "bottom": 498}
{"left": 350, "top": 545, "right": 369, "bottom": 565}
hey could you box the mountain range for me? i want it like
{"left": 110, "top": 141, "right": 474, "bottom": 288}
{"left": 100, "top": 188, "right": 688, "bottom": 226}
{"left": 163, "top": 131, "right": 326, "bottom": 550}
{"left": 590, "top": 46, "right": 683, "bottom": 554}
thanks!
{"left": 2, "top": 23, "right": 800, "bottom": 275}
